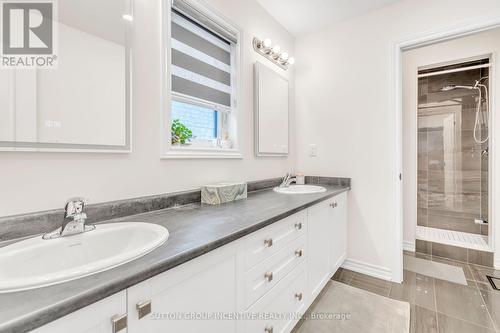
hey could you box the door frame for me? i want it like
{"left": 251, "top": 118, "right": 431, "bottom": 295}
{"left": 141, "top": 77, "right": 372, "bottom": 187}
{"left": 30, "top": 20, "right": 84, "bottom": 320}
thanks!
{"left": 391, "top": 18, "right": 500, "bottom": 281}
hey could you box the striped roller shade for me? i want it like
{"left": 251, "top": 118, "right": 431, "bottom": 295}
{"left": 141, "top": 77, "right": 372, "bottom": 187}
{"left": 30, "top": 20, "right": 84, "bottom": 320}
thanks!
{"left": 171, "top": 10, "right": 233, "bottom": 108}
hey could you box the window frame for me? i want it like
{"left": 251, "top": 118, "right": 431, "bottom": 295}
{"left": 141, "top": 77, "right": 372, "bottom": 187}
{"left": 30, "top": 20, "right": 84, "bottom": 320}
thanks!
{"left": 161, "top": 0, "right": 243, "bottom": 159}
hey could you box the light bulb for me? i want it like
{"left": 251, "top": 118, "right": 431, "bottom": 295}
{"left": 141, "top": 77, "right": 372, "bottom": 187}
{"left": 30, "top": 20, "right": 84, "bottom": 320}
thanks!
{"left": 272, "top": 45, "right": 281, "bottom": 54}
{"left": 287, "top": 57, "right": 295, "bottom": 65}
{"left": 280, "top": 52, "right": 289, "bottom": 61}
{"left": 262, "top": 38, "right": 272, "bottom": 48}
{"left": 122, "top": 14, "right": 133, "bottom": 22}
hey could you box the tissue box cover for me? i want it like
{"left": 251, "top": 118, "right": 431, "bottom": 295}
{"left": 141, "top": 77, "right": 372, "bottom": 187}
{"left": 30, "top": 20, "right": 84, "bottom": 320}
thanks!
{"left": 201, "top": 182, "right": 247, "bottom": 205}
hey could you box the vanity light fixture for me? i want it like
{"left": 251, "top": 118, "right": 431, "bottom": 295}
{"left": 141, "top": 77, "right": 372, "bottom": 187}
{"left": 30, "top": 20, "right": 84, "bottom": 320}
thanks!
{"left": 253, "top": 37, "right": 294, "bottom": 70}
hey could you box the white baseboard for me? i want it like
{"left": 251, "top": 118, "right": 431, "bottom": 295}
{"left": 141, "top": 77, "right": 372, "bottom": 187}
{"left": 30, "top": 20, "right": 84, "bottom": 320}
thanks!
{"left": 403, "top": 240, "right": 415, "bottom": 252}
{"left": 342, "top": 258, "right": 392, "bottom": 281}
{"left": 333, "top": 253, "right": 347, "bottom": 272}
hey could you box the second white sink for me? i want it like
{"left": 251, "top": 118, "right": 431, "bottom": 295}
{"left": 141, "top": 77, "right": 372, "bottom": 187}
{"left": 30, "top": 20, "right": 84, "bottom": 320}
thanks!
{"left": 0, "top": 222, "right": 168, "bottom": 293}
{"left": 274, "top": 185, "right": 327, "bottom": 194}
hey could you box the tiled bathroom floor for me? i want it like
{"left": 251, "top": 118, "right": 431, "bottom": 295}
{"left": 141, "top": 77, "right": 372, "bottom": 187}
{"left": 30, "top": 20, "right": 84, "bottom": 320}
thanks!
{"left": 332, "top": 252, "right": 500, "bottom": 333}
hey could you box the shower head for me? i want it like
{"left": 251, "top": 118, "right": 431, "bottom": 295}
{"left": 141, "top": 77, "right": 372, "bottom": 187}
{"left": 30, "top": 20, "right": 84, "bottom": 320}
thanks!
{"left": 441, "top": 85, "right": 475, "bottom": 91}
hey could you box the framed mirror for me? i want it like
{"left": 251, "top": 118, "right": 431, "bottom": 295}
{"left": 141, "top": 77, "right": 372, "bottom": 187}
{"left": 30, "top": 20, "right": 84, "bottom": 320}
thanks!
{"left": 254, "top": 62, "right": 289, "bottom": 156}
{"left": 0, "top": 0, "right": 132, "bottom": 152}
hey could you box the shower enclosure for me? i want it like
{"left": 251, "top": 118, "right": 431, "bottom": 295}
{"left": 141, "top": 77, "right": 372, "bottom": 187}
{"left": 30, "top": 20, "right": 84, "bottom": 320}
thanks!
{"left": 416, "top": 58, "right": 491, "bottom": 253}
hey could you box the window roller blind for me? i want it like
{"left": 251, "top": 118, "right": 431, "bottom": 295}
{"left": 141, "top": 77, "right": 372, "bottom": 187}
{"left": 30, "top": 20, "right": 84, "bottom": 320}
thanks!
{"left": 171, "top": 0, "right": 238, "bottom": 44}
{"left": 170, "top": 2, "right": 236, "bottom": 108}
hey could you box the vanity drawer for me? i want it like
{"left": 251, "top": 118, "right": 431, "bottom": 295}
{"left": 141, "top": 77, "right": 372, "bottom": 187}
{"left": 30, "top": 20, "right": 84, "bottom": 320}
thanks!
{"left": 244, "top": 234, "right": 306, "bottom": 309}
{"left": 243, "top": 211, "right": 306, "bottom": 270}
{"left": 244, "top": 265, "right": 307, "bottom": 333}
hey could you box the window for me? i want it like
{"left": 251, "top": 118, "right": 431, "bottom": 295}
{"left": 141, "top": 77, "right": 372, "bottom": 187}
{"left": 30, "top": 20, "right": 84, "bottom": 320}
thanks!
{"left": 163, "top": 0, "right": 241, "bottom": 158}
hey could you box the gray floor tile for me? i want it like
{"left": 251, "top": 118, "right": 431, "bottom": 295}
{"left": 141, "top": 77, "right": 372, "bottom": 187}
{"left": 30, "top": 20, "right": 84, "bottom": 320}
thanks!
{"left": 332, "top": 268, "right": 355, "bottom": 284}
{"left": 469, "top": 264, "right": 500, "bottom": 283}
{"left": 390, "top": 270, "right": 436, "bottom": 311}
{"left": 410, "top": 305, "right": 437, "bottom": 333}
{"left": 349, "top": 273, "right": 392, "bottom": 297}
{"left": 476, "top": 280, "right": 496, "bottom": 293}
{"left": 434, "top": 279, "right": 494, "bottom": 329}
{"left": 292, "top": 281, "right": 409, "bottom": 333}
{"left": 480, "top": 290, "right": 500, "bottom": 331}
{"left": 431, "top": 256, "right": 474, "bottom": 281}
{"left": 470, "top": 265, "right": 500, "bottom": 293}
{"left": 437, "top": 312, "right": 497, "bottom": 333}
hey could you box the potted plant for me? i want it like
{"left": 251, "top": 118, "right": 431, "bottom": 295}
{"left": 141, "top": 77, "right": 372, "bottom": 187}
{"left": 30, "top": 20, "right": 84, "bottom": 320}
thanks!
{"left": 171, "top": 119, "right": 193, "bottom": 145}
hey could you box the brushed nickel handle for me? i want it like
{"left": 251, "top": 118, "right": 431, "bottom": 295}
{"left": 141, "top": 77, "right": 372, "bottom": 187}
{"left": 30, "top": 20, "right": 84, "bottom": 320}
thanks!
{"left": 265, "top": 326, "right": 274, "bottom": 333}
{"left": 264, "top": 272, "right": 274, "bottom": 282}
{"left": 295, "top": 292, "right": 303, "bottom": 301}
{"left": 136, "top": 300, "right": 152, "bottom": 319}
{"left": 111, "top": 314, "right": 127, "bottom": 333}
{"left": 264, "top": 238, "right": 273, "bottom": 247}
{"left": 295, "top": 249, "right": 304, "bottom": 257}
{"left": 295, "top": 222, "right": 303, "bottom": 230}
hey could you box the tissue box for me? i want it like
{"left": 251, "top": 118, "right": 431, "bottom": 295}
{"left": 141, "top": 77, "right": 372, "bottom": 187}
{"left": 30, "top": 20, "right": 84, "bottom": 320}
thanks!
{"left": 201, "top": 182, "right": 247, "bottom": 205}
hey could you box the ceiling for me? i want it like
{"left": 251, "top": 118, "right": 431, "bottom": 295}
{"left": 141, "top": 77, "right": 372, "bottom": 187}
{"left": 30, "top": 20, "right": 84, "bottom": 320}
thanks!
{"left": 256, "top": 0, "right": 402, "bottom": 37}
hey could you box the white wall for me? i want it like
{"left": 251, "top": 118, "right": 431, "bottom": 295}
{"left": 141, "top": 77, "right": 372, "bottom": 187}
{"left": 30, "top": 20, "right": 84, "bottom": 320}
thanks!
{"left": 0, "top": 0, "right": 295, "bottom": 217}
{"left": 402, "top": 28, "right": 500, "bottom": 247}
{"left": 294, "top": 0, "right": 500, "bottom": 279}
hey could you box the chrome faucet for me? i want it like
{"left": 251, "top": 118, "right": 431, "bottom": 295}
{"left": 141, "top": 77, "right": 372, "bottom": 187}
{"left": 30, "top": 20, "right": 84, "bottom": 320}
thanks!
{"left": 279, "top": 173, "right": 296, "bottom": 188}
{"left": 42, "top": 197, "right": 95, "bottom": 240}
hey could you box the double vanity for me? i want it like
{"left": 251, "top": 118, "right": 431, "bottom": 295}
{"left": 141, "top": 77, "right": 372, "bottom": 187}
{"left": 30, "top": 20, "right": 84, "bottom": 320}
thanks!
{"left": 0, "top": 178, "right": 349, "bottom": 333}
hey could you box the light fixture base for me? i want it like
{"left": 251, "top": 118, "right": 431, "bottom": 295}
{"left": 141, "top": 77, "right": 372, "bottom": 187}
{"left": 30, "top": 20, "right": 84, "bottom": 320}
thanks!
{"left": 252, "top": 37, "right": 290, "bottom": 70}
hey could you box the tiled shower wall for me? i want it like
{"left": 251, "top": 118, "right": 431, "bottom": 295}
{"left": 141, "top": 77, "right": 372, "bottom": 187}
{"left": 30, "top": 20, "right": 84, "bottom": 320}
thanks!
{"left": 417, "top": 67, "right": 489, "bottom": 236}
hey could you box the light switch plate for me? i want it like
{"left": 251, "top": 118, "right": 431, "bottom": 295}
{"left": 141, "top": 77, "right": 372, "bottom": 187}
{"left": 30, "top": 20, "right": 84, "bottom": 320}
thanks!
{"left": 309, "top": 144, "right": 317, "bottom": 157}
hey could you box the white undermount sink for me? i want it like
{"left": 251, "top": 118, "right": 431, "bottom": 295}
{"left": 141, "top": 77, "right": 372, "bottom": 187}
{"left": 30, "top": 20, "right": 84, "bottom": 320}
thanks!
{"left": 274, "top": 184, "right": 327, "bottom": 194}
{"left": 0, "top": 222, "right": 168, "bottom": 293}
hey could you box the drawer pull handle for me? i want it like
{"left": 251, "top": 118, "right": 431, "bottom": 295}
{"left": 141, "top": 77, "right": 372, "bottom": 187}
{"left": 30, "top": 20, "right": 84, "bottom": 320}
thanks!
{"left": 265, "top": 326, "right": 274, "bottom": 333}
{"left": 295, "top": 292, "right": 303, "bottom": 301}
{"left": 295, "top": 222, "right": 303, "bottom": 230}
{"left": 295, "top": 249, "right": 304, "bottom": 257}
{"left": 264, "top": 272, "right": 274, "bottom": 282}
{"left": 111, "top": 314, "right": 127, "bottom": 333}
{"left": 136, "top": 300, "right": 152, "bottom": 319}
{"left": 330, "top": 202, "right": 338, "bottom": 208}
{"left": 264, "top": 238, "right": 273, "bottom": 247}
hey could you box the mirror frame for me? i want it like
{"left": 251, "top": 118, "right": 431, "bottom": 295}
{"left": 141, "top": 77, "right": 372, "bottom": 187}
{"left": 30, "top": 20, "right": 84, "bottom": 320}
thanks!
{"left": 253, "top": 61, "right": 289, "bottom": 157}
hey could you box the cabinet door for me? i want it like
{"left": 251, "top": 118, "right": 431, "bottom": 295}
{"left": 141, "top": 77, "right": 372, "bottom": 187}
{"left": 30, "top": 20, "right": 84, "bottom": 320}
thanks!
{"left": 329, "top": 192, "right": 348, "bottom": 274}
{"left": 31, "top": 291, "right": 127, "bottom": 333}
{"left": 127, "top": 245, "right": 237, "bottom": 333}
{"left": 307, "top": 200, "right": 331, "bottom": 300}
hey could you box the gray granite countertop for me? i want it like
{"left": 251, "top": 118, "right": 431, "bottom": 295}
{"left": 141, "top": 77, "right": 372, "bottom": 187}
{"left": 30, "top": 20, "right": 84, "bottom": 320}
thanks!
{"left": 0, "top": 185, "right": 349, "bottom": 333}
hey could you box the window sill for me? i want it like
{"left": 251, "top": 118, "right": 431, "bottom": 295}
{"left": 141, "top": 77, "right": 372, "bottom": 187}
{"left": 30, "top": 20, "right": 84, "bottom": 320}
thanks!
{"left": 161, "top": 146, "right": 243, "bottom": 159}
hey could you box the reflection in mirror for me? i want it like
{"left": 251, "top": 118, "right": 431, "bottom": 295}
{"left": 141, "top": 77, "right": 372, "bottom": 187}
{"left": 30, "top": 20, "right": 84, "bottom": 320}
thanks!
{"left": 0, "top": 0, "right": 131, "bottom": 151}
{"left": 254, "top": 62, "right": 289, "bottom": 156}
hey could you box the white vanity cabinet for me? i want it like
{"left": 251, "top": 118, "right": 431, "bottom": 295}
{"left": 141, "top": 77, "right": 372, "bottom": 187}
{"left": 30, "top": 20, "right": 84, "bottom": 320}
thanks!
{"left": 329, "top": 192, "right": 348, "bottom": 273}
{"left": 307, "top": 198, "right": 333, "bottom": 299}
{"left": 126, "top": 244, "right": 238, "bottom": 333}
{"left": 31, "top": 291, "right": 127, "bottom": 333}
{"left": 29, "top": 192, "right": 348, "bottom": 333}
{"left": 307, "top": 191, "right": 348, "bottom": 300}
